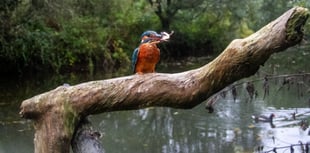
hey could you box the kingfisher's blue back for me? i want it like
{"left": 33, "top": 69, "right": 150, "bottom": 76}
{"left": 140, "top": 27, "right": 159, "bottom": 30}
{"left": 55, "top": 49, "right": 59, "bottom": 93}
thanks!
{"left": 131, "top": 48, "right": 139, "bottom": 73}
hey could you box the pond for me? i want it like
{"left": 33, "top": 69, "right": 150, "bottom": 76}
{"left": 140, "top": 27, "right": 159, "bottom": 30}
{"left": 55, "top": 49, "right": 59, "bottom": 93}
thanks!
{"left": 0, "top": 47, "right": 309, "bottom": 153}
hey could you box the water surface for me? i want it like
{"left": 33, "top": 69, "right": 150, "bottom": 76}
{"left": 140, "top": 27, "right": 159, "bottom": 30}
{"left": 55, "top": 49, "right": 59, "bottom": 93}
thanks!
{"left": 0, "top": 48, "right": 309, "bottom": 153}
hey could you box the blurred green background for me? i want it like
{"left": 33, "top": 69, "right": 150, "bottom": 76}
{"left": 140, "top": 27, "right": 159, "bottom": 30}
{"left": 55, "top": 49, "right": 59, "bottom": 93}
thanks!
{"left": 0, "top": 0, "right": 309, "bottom": 75}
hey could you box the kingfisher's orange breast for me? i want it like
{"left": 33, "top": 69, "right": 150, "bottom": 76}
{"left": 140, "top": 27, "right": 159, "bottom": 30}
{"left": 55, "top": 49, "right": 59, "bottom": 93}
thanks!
{"left": 135, "top": 43, "right": 160, "bottom": 74}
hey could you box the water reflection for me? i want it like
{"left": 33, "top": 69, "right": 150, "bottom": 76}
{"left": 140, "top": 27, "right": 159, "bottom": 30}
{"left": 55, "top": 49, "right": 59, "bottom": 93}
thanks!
{"left": 253, "top": 107, "right": 310, "bottom": 152}
{"left": 0, "top": 49, "right": 309, "bottom": 153}
{"left": 89, "top": 99, "right": 261, "bottom": 153}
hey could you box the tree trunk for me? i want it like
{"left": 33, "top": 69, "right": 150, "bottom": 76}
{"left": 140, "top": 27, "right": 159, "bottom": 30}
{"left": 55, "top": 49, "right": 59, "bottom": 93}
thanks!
{"left": 72, "top": 118, "right": 105, "bottom": 153}
{"left": 19, "top": 7, "right": 309, "bottom": 153}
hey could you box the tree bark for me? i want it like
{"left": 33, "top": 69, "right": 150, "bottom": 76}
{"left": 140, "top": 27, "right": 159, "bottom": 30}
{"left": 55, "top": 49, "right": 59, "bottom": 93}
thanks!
{"left": 19, "top": 7, "right": 309, "bottom": 153}
{"left": 72, "top": 118, "right": 105, "bottom": 153}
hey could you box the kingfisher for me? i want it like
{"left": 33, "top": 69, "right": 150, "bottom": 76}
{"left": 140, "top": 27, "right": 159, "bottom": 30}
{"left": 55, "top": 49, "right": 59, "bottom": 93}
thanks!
{"left": 131, "top": 30, "right": 172, "bottom": 74}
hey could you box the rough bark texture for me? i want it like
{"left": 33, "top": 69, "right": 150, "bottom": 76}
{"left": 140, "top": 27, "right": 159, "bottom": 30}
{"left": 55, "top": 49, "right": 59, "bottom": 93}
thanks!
{"left": 72, "top": 118, "right": 105, "bottom": 153}
{"left": 19, "top": 7, "right": 309, "bottom": 153}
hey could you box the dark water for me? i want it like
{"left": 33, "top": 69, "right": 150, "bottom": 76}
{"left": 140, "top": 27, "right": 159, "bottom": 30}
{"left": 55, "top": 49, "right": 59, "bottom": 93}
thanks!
{"left": 0, "top": 48, "right": 309, "bottom": 153}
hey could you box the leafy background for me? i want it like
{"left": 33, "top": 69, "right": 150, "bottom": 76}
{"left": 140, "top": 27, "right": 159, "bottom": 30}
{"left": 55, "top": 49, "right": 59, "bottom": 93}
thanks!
{"left": 0, "top": 0, "right": 309, "bottom": 74}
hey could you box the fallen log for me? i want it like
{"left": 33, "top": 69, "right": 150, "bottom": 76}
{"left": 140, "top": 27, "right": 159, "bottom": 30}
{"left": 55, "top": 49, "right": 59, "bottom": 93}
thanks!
{"left": 19, "top": 7, "right": 309, "bottom": 153}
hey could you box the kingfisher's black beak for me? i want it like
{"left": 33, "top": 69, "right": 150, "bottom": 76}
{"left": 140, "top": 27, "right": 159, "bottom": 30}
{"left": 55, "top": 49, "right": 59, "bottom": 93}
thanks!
{"left": 140, "top": 30, "right": 173, "bottom": 43}
{"left": 149, "top": 32, "right": 163, "bottom": 41}
{"left": 150, "top": 31, "right": 174, "bottom": 42}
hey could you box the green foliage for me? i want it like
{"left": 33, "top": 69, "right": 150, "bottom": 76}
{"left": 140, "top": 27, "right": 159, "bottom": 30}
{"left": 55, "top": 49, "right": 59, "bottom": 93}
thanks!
{"left": 0, "top": 0, "right": 309, "bottom": 74}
